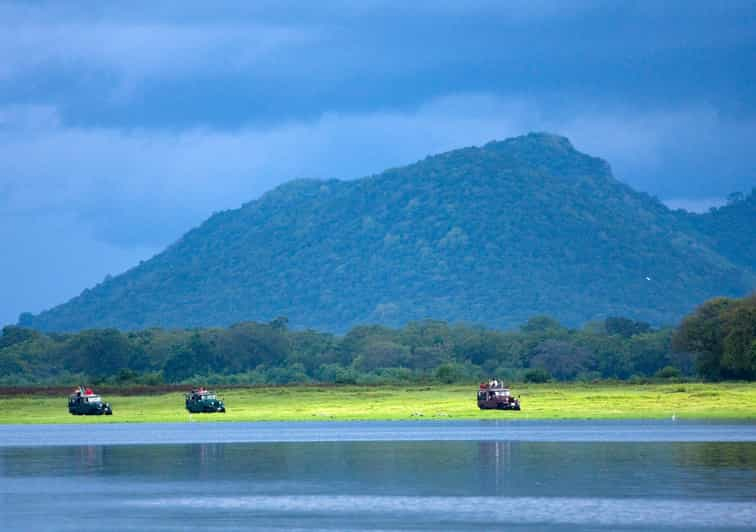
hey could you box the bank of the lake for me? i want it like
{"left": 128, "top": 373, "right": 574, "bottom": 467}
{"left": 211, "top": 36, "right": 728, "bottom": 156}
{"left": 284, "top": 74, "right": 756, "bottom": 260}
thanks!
{"left": 0, "top": 382, "right": 754, "bottom": 424}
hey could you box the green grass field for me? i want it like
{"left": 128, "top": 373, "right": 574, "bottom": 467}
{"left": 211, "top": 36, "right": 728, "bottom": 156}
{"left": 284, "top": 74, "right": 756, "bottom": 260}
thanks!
{"left": 0, "top": 383, "right": 754, "bottom": 424}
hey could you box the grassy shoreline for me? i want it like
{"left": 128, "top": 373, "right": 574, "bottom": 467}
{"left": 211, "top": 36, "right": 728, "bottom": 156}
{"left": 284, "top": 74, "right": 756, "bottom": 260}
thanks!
{"left": 0, "top": 383, "right": 754, "bottom": 424}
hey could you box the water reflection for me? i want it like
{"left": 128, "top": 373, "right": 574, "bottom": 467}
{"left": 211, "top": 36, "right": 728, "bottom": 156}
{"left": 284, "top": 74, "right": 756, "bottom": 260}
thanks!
{"left": 2, "top": 440, "right": 755, "bottom": 530}
{"left": 77, "top": 445, "right": 102, "bottom": 470}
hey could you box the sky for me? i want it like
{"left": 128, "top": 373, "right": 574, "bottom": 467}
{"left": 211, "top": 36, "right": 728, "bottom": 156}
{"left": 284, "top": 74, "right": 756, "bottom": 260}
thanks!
{"left": 1, "top": 1, "right": 755, "bottom": 326}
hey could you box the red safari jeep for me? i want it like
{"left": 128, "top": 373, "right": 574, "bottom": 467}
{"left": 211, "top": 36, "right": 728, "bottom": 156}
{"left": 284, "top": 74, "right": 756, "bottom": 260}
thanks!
{"left": 477, "top": 381, "right": 521, "bottom": 410}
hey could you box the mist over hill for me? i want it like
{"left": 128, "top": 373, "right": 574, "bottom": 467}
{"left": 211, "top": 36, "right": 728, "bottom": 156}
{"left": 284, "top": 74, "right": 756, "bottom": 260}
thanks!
{"left": 20, "top": 133, "right": 756, "bottom": 332}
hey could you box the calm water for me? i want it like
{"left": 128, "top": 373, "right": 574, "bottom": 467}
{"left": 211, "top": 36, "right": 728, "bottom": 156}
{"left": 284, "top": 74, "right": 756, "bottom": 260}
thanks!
{"left": 1, "top": 421, "right": 755, "bottom": 531}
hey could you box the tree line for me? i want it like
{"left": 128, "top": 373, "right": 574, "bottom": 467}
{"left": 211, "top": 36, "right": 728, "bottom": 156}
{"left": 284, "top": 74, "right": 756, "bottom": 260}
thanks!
{"left": 1, "top": 294, "right": 753, "bottom": 386}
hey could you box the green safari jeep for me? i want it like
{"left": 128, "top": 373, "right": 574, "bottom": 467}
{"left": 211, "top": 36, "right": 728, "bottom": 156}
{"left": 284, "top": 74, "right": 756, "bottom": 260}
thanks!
{"left": 185, "top": 388, "right": 226, "bottom": 413}
{"left": 68, "top": 387, "right": 112, "bottom": 415}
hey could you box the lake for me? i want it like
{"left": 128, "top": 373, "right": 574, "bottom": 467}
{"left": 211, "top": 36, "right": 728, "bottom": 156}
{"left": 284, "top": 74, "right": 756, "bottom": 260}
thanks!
{"left": 1, "top": 420, "right": 755, "bottom": 530}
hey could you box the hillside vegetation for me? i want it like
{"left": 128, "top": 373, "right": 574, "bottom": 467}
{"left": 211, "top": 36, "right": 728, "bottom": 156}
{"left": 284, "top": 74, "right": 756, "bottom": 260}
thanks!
{"left": 683, "top": 189, "right": 756, "bottom": 271}
{"left": 19, "top": 133, "right": 756, "bottom": 332}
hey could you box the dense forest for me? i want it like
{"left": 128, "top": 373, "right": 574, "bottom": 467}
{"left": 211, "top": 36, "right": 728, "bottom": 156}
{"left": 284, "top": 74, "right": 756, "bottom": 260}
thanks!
{"left": 3, "top": 295, "right": 753, "bottom": 385}
{"left": 19, "top": 133, "right": 756, "bottom": 333}
{"left": 683, "top": 190, "right": 756, "bottom": 271}
{"left": 673, "top": 293, "right": 756, "bottom": 381}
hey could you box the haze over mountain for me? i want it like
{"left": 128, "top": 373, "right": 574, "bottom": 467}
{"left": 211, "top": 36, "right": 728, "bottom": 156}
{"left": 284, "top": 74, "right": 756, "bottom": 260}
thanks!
{"left": 20, "top": 133, "right": 756, "bottom": 333}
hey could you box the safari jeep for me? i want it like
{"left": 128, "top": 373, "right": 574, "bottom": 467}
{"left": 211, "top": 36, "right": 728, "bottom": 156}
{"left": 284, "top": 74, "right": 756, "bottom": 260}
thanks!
{"left": 477, "top": 381, "right": 521, "bottom": 410}
{"left": 68, "top": 386, "right": 113, "bottom": 415}
{"left": 185, "top": 388, "right": 226, "bottom": 413}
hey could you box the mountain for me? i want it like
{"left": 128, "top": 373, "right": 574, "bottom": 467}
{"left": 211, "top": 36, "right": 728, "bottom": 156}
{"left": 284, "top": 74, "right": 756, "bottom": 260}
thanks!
{"left": 681, "top": 189, "right": 756, "bottom": 271}
{"left": 19, "top": 133, "right": 756, "bottom": 332}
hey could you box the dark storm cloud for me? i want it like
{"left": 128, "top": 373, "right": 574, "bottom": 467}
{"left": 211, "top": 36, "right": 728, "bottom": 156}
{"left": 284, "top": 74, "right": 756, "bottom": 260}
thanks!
{"left": 4, "top": 2, "right": 755, "bottom": 129}
{"left": 1, "top": 0, "right": 755, "bottom": 325}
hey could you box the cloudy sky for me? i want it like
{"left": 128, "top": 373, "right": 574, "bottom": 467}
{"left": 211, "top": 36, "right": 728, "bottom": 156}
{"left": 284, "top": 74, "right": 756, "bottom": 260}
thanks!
{"left": 1, "top": 1, "right": 755, "bottom": 326}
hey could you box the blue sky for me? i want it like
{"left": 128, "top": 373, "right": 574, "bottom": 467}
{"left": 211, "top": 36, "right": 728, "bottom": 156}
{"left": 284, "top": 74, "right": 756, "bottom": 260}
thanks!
{"left": 1, "top": 1, "right": 755, "bottom": 326}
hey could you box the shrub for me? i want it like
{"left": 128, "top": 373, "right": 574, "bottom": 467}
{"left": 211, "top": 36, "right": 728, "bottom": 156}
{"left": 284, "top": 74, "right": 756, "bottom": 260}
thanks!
{"left": 655, "top": 366, "right": 682, "bottom": 379}
{"left": 524, "top": 368, "right": 551, "bottom": 383}
{"left": 435, "top": 362, "right": 465, "bottom": 384}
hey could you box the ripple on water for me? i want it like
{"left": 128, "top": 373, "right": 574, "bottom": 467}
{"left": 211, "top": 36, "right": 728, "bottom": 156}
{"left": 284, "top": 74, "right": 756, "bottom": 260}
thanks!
{"left": 130, "top": 495, "right": 756, "bottom": 528}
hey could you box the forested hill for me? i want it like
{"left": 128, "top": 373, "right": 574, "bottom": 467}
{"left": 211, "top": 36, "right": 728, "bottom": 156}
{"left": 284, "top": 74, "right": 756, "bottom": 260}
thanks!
{"left": 681, "top": 189, "right": 756, "bottom": 271}
{"left": 20, "top": 133, "right": 756, "bottom": 332}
